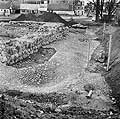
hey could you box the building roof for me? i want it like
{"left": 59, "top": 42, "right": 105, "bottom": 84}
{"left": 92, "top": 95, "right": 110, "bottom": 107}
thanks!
{"left": 48, "top": 4, "right": 72, "bottom": 11}
{"left": 0, "top": 2, "right": 10, "bottom": 9}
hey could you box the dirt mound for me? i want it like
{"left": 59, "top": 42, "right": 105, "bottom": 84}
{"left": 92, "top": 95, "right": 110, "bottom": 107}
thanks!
{"left": 37, "top": 12, "right": 68, "bottom": 25}
{"left": 13, "top": 13, "right": 37, "bottom": 21}
{"left": 14, "top": 12, "right": 69, "bottom": 25}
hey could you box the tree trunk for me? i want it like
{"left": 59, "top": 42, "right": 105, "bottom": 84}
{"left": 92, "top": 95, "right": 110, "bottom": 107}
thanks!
{"left": 107, "top": 0, "right": 116, "bottom": 23}
{"left": 100, "top": 0, "right": 104, "bottom": 19}
{"left": 95, "top": 0, "right": 100, "bottom": 22}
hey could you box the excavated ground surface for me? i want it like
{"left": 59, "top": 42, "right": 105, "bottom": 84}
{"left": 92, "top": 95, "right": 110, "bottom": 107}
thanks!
{"left": 0, "top": 29, "right": 112, "bottom": 110}
{"left": 11, "top": 47, "right": 56, "bottom": 69}
{"left": 0, "top": 23, "right": 119, "bottom": 118}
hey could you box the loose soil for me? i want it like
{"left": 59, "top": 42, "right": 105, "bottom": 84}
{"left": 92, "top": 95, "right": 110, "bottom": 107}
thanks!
{"left": 0, "top": 91, "right": 119, "bottom": 119}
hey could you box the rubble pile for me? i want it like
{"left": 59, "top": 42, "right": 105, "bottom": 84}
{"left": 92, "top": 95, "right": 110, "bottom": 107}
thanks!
{"left": 0, "top": 22, "right": 44, "bottom": 39}
{"left": 91, "top": 42, "right": 108, "bottom": 63}
{"left": 0, "top": 22, "right": 68, "bottom": 65}
{"left": 12, "top": 48, "right": 56, "bottom": 69}
{"left": 18, "top": 63, "right": 57, "bottom": 86}
{"left": 87, "top": 40, "right": 108, "bottom": 72}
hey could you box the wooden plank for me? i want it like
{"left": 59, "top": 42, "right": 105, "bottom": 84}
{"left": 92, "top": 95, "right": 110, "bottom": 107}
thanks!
{"left": 88, "top": 38, "right": 90, "bottom": 62}
{"left": 103, "top": 22, "right": 106, "bottom": 40}
{"left": 107, "top": 34, "right": 112, "bottom": 71}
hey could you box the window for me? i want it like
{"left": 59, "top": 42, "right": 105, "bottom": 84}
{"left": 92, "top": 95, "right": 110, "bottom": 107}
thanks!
{"left": 22, "top": 10, "right": 25, "bottom": 12}
{"left": 41, "top": 1, "right": 44, "bottom": 4}
{"left": 37, "top": 1, "right": 41, "bottom": 4}
{"left": 27, "top": 10, "right": 30, "bottom": 13}
{"left": 48, "top": 0, "right": 49, "bottom": 4}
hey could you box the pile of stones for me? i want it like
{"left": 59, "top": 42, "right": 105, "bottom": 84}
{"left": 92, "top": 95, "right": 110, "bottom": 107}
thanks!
{"left": 0, "top": 22, "right": 68, "bottom": 65}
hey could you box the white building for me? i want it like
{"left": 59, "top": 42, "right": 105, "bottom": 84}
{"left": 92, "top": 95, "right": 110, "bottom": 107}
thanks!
{"left": 0, "top": 2, "right": 10, "bottom": 16}
{"left": 20, "top": 0, "right": 85, "bottom": 16}
{"left": 20, "top": 0, "right": 48, "bottom": 14}
{"left": 74, "top": 1, "right": 85, "bottom": 16}
{"left": 48, "top": 0, "right": 85, "bottom": 16}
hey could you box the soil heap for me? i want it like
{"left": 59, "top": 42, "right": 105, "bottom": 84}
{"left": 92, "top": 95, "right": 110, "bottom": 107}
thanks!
{"left": 13, "top": 13, "right": 37, "bottom": 21}
{"left": 13, "top": 12, "right": 69, "bottom": 25}
{"left": 37, "top": 12, "right": 68, "bottom": 25}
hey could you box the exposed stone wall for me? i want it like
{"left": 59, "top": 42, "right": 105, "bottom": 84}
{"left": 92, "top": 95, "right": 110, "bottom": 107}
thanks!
{"left": 0, "top": 22, "right": 68, "bottom": 65}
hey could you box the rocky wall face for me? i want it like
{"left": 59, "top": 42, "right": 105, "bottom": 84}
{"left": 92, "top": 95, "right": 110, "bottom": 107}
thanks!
{"left": 0, "top": 22, "right": 68, "bottom": 65}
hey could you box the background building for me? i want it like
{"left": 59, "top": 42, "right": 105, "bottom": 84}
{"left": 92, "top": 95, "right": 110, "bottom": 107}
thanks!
{"left": 0, "top": 0, "right": 85, "bottom": 16}
{"left": 74, "top": 0, "right": 85, "bottom": 16}
{"left": 48, "top": 0, "right": 85, "bottom": 16}
{"left": 0, "top": 2, "right": 10, "bottom": 16}
{"left": 20, "top": 0, "right": 48, "bottom": 14}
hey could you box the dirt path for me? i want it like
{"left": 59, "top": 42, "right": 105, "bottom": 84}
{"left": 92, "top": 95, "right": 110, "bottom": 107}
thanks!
{"left": 0, "top": 32, "right": 112, "bottom": 110}
{"left": 40, "top": 33, "right": 99, "bottom": 92}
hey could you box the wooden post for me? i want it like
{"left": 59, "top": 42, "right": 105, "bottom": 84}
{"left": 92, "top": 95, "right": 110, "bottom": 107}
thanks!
{"left": 86, "top": 28, "right": 91, "bottom": 63}
{"left": 107, "top": 34, "right": 112, "bottom": 71}
{"left": 103, "top": 22, "right": 106, "bottom": 40}
{"left": 88, "top": 38, "right": 90, "bottom": 62}
{"left": 86, "top": 29, "right": 90, "bottom": 63}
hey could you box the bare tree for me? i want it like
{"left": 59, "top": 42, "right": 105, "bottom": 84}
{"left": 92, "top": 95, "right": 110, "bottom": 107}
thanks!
{"left": 100, "top": 0, "right": 104, "bottom": 19}
{"left": 96, "top": 0, "right": 100, "bottom": 21}
{"left": 91, "top": 0, "right": 119, "bottom": 22}
{"left": 105, "top": 0, "right": 118, "bottom": 22}
{"left": 92, "top": 0, "right": 101, "bottom": 22}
